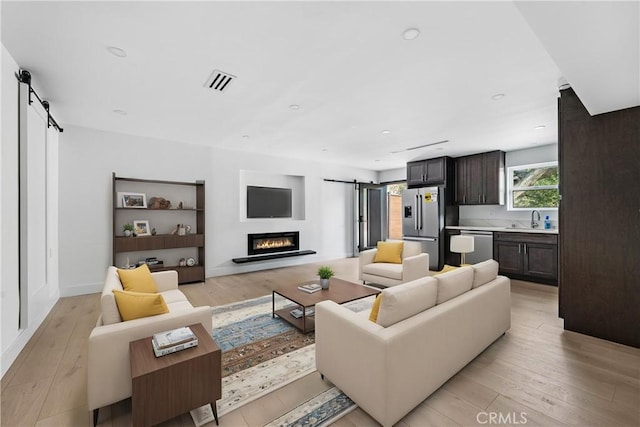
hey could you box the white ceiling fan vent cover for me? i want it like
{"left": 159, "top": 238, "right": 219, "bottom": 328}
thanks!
{"left": 204, "top": 69, "right": 236, "bottom": 92}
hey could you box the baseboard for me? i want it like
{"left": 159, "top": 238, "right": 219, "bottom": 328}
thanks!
{"left": 59, "top": 281, "right": 103, "bottom": 297}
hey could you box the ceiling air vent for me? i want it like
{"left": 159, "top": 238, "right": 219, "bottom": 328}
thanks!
{"left": 204, "top": 69, "right": 236, "bottom": 92}
{"left": 391, "top": 140, "right": 449, "bottom": 154}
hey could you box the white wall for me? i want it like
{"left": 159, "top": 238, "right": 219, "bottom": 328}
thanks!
{"left": 1, "top": 44, "right": 22, "bottom": 376}
{"left": 58, "top": 126, "right": 376, "bottom": 295}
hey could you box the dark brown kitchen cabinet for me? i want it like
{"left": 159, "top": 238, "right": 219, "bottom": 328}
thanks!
{"left": 407, "top": 157, "right": 450, "bottom": 187}
{"left": 493, "top": 232, "right": 557, "bottom": 285}
{"left": 455, "top": 150, "right": 504, "bottom": 205}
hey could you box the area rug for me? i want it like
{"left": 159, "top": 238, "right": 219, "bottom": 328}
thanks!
{"left": 210, "top": 294, "right": 373, "bottom": 420}
{"left": 265, "top": 387, "right": 357, "bottom": 427}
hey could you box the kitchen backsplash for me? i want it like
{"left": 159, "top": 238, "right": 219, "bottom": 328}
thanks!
{"left": 459, "top": 205, "right": 559, "bottom": 229}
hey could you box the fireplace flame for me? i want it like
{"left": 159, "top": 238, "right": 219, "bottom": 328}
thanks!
{"left": 256, "top": 238, "right": 294, "bottom": 250}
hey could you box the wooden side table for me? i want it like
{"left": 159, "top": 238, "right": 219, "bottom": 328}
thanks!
{"left": 130, "top": 323, "right": 221, "bottom": 427}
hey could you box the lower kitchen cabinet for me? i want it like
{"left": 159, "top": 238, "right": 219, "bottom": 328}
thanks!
{"left": 493, "top": 232, "right": 558, "bottom": 285}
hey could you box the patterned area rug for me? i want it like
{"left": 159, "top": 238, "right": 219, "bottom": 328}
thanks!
{"left": 210, "top": 294, "right": 372, "bottom": 421}
{"left": 265, "top": 388, "right": 357, "bottom": 427}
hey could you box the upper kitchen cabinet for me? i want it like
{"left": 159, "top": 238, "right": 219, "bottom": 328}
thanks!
{"left": 455, "top": 150, "right": 505, "bottom": 205}
{"left": 407, "top": 156, "right": 452, "bottom": 188}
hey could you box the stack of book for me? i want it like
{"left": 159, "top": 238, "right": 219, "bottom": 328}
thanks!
{"left": 298, "top": 283, "right": 321, "bottom": 294}
{"left": 152, "top": 326, "right": 198, "bottom": 357}
{"left": 290, "top": 308, "right": 314, "bottom": 318}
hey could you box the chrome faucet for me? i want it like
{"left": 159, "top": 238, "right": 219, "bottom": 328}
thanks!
{"left": 531, "top": 210, "right": 541, "bottom": 228}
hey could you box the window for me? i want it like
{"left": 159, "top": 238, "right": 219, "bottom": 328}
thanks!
{"left": 508, "top": 161, "right": 559, "bottom": 210}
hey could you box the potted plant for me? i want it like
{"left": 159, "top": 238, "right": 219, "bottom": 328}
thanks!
{"left": 317, "top": 266, "right": 334, "bottom": 290}
{"left": 123, "top": 223, "right": 134, "bottom": 237}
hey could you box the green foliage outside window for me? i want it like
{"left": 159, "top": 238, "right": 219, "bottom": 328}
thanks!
{"left": 509, "top": 163, "right": 559, "bottom": 210}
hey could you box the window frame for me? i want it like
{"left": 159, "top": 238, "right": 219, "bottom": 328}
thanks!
{"left": 507, "top": 161, "right": 559, "bottom": 211}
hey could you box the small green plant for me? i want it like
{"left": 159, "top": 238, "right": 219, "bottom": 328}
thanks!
{"left": 317, "top": 266, "right": 334, "bottom": 279}
{"left": 123, "top": 223, "right": 134, "bottom": 232}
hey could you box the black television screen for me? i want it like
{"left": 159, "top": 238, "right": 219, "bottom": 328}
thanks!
{"left": 247, "top": 186, "right": 292, "bottom": 218}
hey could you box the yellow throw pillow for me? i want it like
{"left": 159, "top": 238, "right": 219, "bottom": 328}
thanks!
{"left": 369, "top": 294, "right": 383, "bottom": 323}
{"left": 373, "top": 241, "right": 403, "bottom": 264}
{"left": 117, "top": 264, "right": 158, "bottom": 293}
{"left": 112, "top": 290, "right": 169, "bottom": 321}
{"left": 434, "top": 264, "right": 459, "bottom": 276}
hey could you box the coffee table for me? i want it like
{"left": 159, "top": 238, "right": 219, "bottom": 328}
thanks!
{"left": 129, "top": 323, "right": 221, "bottom": 427}
{"left": 272, "top": 277, "right": 380, "bottom": 333}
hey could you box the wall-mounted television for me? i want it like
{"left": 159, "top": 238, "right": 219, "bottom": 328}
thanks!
{"left": 247, "top": 186, "right": 292, "bottom": 218}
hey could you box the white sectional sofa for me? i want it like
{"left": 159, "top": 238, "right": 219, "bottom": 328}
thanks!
{"left": 315, "top": 260, "right": 510, "bottom": 427}
{"left": 87, "top": 267, "right": 212, "bottom": 425}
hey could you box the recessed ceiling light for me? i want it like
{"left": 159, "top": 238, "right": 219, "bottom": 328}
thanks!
{"left": 113, "top": 109, "right": 127, "bottom": 115}
{"left": 374, "top": 159, "right": 381, "bottom": 162}
{"left": 381, "top": 130, "right": 391, "bottom": 134}
{"left": 534, "top": 125, "right": 546, "bottom": 130}
{"left": 402, "top": 28, "right": 420, "bottom": 41}
{"left": 289, "top": 104, "right": 300, "bottom": 110}
{"left": 242, "top": 135, "right": 250, "bottom": 140}
{"left": 321, "top": 148, "right": 328, "bottom": 152}
{"left": 106, "top": 46, "right": 127, "bottom": 58}
{"left": 491, "top": 93, "right": 505, "bottom": 101}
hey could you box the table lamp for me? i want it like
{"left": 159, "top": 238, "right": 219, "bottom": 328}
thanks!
{"left": 450, "top": 235, "right": 475, "bottom": 266}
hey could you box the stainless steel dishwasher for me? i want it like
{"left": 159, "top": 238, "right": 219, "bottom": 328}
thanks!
{"left": 460, "top": 230, "right": 494, "bottom": 264}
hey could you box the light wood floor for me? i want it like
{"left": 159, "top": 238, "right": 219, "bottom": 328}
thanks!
{"left": 2, "top": 258, "right": 638, "bottom": 426}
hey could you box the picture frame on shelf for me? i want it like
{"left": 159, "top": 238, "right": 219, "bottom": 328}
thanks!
{"left": 133, "top": 220, "right": 151, "bottom": 236}
{"left": 122, "top": 192, "right": 147, "bottom": 208}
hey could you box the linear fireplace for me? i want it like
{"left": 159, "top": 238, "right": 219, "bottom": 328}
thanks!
{"left": 248, "top": 231, "right": 300, "bottom": 256}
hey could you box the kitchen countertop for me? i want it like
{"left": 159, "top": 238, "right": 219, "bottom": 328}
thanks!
{"left": 447, "top": 225, "right": 559, "bottom": 235}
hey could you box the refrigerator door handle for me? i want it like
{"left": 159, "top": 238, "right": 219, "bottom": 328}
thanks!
{"left": 414, "top": 195, "right": 419, "bottom": 230}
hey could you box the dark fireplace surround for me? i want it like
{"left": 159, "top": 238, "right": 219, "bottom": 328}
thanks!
{"left": 248, "top": 231, "right": 300, "bottom": 256}
{"left": 232, "top": 231, "right": 315, "bottom": 263}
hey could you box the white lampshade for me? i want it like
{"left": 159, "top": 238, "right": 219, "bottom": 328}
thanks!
{"left": 450, "top": 235, "right": 475, "bottom": 265}
{"left": 450, "top": 235, "right": 475, "bottom": 254}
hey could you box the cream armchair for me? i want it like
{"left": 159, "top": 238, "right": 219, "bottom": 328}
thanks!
{"left": 88, "top": 267, "right": 212, "bottom": 426}
{"left": 359, "top": 240, "right": 430, "bottom": 287}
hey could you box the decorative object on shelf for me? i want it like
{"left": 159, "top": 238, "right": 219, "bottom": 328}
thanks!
{"left": 170, "top": 224, "right": 180, "bottom": 235}
{"left": 185, "top": 225, "right": 192, "bottom": 234}
{"left": 178, "top": 224, "right": 186, "bottom": 236}
{"left": 186, "top": 257, "right": 196, "bottom": 267}
{"left": 179, "top": 258, "right": 186, "bottom": 267}
{"left": 178, "top": 201, "right": 183, "bottom": 209}
{"left": 122, "top": 192, "right": 147, "bottom": 208}
{"left": 317, "top": 266, "right": 335, "bottom": 290}
{"left": 133, "top": 220, "right": 151, "bottom": 236}
{"left": 151, "top": 227, "right": 156, "bottom": 235}
{"left": 123, "top": 223, "right": 134, "bottom": 237}
{"left": 148, "top": 196, "right": 171, "bottom": 209}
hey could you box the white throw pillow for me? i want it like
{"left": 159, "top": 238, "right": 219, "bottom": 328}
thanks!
{"left": 376, "top": 276, "right": 438, "bottom": 327}
{"left": 472, "top": 259, "right": 499, "bottom": 289}
{"left": 435, "top": 266, "right": 474, "bottom": 304}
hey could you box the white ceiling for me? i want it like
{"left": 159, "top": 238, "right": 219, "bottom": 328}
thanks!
{"left": 2, "top": 1, "right": 638, "bottom": 172}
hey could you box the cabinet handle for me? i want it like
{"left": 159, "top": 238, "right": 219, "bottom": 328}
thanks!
{"left": 518, "top": 244, "right": 521, "bottom": 253}
{"left": 523, "top": 244, "right": 527, "bottom": 254}
{"left": 479, "top": 195, "right": 482, "bottom": 203}
{"left": 483, "top": 194, "right": 486, "bottom": 203}
{"left": 463, "top": 195, "right": 466, "bottom": 204}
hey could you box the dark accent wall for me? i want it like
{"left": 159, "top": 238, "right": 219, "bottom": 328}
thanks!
{"left": 558, "top": 88, "right": 640, "bottom": 348}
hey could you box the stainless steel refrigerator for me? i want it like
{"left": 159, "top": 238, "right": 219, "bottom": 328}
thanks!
{"left": 402, "top": 187, "right": 445, "bottom": 270}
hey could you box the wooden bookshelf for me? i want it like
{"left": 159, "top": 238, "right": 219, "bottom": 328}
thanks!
{"left": 112, "top": 173, "right": 205, "bottom": 284}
